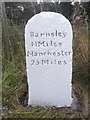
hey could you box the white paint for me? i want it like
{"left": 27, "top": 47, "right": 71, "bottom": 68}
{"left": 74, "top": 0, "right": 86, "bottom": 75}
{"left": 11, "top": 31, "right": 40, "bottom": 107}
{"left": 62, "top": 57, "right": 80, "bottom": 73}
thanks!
{"left": 25, "top": 12, "right": 73, "bottom": 107}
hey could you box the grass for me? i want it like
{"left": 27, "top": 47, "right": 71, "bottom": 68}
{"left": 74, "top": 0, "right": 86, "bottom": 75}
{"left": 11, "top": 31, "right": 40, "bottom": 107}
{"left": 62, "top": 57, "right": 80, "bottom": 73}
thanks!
{"left": 0, "top": 22, "right": 2, "bottom": 120}
{"left": 2, "top": 18, "right": 89, "bottom": 119}
{"left": 73, "top": 24, "right": 88, "bottom": 87}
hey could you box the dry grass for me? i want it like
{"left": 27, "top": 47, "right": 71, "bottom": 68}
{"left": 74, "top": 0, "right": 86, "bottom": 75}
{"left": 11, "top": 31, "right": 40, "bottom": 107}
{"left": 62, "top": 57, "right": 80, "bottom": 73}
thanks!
{"left": 2, "top": 17, "right": 89, "bottom": 119}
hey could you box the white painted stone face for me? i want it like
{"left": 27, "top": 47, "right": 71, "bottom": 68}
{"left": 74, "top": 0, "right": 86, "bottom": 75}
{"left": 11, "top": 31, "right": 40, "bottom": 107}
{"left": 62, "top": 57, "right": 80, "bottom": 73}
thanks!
{"left": 25, "top": 12, "right": 73, "bottom": 107}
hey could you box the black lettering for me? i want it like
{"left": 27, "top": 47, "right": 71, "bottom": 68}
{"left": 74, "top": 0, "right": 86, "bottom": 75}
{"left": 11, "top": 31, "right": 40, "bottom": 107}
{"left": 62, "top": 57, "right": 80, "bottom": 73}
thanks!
{"left": 53, "top": 42, "right": 57, "bottom": 47}
{"left": 31, "top": 42, "right": 34, "bottom": 47}
{"left": 58, "top": 61, "right": 62, "bottom": 65}
{"left": 42, "top": 60, "right": 49, "bottom": 65}
{"left": 35, "top": 33, "right": 39, "bottom": 37}
{"left": 38, "top": 41, "right": 45, "bottom": 47}
{"left": 54, "top": 59, "right": 57, "bottom": 64}
{"left": 58, "top": 42, "right": 62, "bottom": 46}
{"left": 47, "top": 51, "right": 52, "bottom": 56}
{"left": 30, "top": 32, "right": 34, "bottom": 37}
{"left": 58, "top": 32, "right": 62, "bottom": 37}
{"left": 53, "top": 52, "right": 56, "bottom": 56}
{"left": 31, "top": 60, "right": 35, "bottom": 65}
{"left": 46, "top": 33, "right": 50, "bottom": 37}
{"left": 41, "top": 33, "right": 44, "bottom": 37}
{"left": 51, "top": 61, "right": 53, "bottom": 64}
{"left": 38, "top": 52, "right": 44, "bottom": 56}
{"left": 62, "top": 33, "right": 67, "bottom": 38}
{"left": 63, "top": 61, "right": 67, "bottom": 65}
{"left": 57, "top": 52, "right": 60, "bottom": 56}
{"left": 50, "top": 41, "right": 53, "bottom": 46}
{"left": 55, "top": 30, "right": 58, "bottom": 37}
{"left": 65, "top": 52, "right": 68, "bottom": 56}
{"left": 46, "top": 42, "right": 49, "bottom": 46}
{"left": 51, "top": 33, "right": 54, "bottom": 37}
{"left": 48, "top": 33, "right": 50, "bottom": 37}
{"left": 36, "top": 60, "right": 39, "bottom": 65}
{"left": 69, "top": 51, "right": 72, "bottom": 55}
{"left": 31, "top": 41, "right": 38, "bottom": 47}
{"left": 27, "top": 51, "right": 33, "bottom": 57}
{"left": 43, "top": 52, "right": 47, "bottom": 56}
{"left": 61, "top": 51, "right": 64, "bottom": 56}
{"left": 34, "top": 52, "right": 37, "bottom": 56}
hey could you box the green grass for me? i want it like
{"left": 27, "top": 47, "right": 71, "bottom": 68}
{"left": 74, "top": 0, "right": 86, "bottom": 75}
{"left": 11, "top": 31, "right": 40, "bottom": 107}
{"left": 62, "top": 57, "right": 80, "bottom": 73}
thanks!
{"left": 3, "top": 106, "right": 87, "bottom": 118}
{"left": 2, "top": 19, "right": 89, "bottom": 119}
{"left": 73, "top": 23, "right": 88, "bottom": 86}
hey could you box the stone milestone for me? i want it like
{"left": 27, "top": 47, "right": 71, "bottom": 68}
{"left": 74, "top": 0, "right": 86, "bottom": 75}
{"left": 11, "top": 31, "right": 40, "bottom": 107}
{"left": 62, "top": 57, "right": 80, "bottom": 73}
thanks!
{"left": 25, "top": 12, "right": 73, "bottom": 107}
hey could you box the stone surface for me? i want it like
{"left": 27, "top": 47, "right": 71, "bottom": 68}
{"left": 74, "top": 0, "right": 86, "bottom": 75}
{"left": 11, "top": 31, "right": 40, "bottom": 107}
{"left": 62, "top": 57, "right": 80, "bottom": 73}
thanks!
{"left": 25, "top": 12, "right": 73, "bottom": 107}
